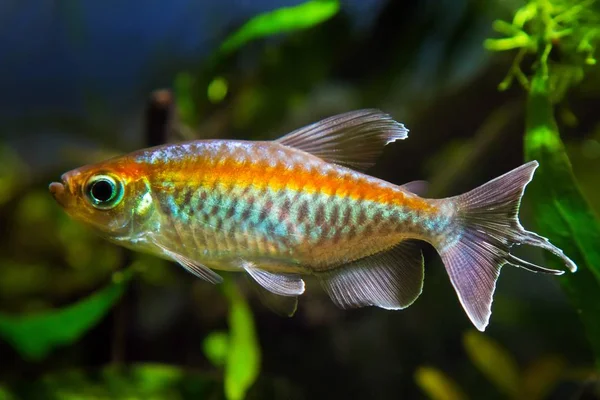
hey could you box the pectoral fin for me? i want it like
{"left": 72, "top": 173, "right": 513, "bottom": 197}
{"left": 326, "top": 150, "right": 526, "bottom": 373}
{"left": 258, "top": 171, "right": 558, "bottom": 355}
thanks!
{"left": 155, "top": 243, "right": 223, "bottom": 284}
{"left": 317, "top": 240, "right": 424, "bottom": 310}
{"left": 276, "top": 109, "right": 408, "bottom": 171}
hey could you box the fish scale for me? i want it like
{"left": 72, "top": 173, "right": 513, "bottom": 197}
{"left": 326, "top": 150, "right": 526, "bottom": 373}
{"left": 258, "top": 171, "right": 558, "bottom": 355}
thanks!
{"left": 156, "top": 151, "right": 434, "bottom": 268}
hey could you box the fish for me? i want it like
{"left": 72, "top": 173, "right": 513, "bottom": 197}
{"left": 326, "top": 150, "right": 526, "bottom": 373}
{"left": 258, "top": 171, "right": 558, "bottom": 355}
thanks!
{"left": 49, "top": 109, "right": 577, "bottom": 331}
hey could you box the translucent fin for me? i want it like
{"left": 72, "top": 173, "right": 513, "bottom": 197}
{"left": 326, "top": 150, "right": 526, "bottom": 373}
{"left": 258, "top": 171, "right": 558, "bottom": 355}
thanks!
{"left": 248, "top": 276, "right": 299, "bottom": 317}
{"left": 400, "top": 180, "right": 429, "bottom": 196}
{"left": 243, "top": 262, "right": 305, "bottom": 297}
{"left": 258, "top": 292, "right": 298, "bottom": 317}
{"left": 437, "top": 161, "right": 577, "bottom": 332}
{"left": 276, "top": 109, "right": 408, "bottom": 171}
{"left": 155, "top": 243, "right": 223, "bottom": 284}
{"left": 317, "top": 240, "right": 424, "bottom": 310}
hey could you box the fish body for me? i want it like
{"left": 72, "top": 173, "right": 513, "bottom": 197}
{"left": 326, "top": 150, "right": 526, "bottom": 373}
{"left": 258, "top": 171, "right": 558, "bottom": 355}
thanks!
{"left": 50, "top": 109, "right": 576, "bottom": 330}
{"left": 129, "top": 140, "right": 445, "bottom": 272}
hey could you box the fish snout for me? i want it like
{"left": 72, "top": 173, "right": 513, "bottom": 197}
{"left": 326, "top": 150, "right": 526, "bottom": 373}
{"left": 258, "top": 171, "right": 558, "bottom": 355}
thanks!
{"left": 49, "top": 181, "right": 66, "bottom": 205}
{"left": 49, "top": 173, "right": 73, "bottom": 207}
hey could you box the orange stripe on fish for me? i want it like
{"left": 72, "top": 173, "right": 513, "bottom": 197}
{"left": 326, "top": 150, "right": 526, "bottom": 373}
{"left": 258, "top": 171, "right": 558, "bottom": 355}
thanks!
{"left": 146, "top": 155, "right": 436, "bottom": 213}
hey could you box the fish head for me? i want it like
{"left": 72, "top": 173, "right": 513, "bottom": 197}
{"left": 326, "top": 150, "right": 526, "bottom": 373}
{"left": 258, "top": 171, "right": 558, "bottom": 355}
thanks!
{"left": 49, "top": 156, "right": 154, "bottom": 239}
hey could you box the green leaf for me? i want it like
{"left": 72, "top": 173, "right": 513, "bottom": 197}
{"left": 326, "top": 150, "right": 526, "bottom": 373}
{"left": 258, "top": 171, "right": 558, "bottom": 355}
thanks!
{"left": 203, "top": 331, "right": 229, "bottom": 367}
{"left": 0, "top": 270, "right": 132, "bottom": 361}
{"left": 219, "top": 0, "right": 340, "bottom": 55}
{"left": 222, "top": 278, "right": 261, "bottom": 400}
{"left": 9, "top": 363, "right": 219, "bottom": 399}
{"left": 524, "top": 70, "right": 600, "bottom": 369}
{"left": 414, "top": 366, "right": 468, "bottom": 400}
{"left": 462, "top": 330, "right": 520, "bottom": 396}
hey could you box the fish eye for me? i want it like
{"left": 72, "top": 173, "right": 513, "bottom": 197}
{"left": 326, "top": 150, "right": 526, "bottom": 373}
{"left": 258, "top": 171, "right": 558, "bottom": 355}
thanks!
{"left": 85, "top": 174, "right": 124, "bottom": 210}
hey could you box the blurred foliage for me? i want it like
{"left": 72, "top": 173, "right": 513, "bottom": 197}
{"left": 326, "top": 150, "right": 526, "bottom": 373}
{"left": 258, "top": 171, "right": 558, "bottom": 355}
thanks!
{"left": 485, "top": 0, "right": 599, "bottom": 93}
{"left": 5, "top": 363, "right": 220, "bottom": 399}
{"left": 525, "top": 68, "right": 600, "bottom": 368}
{"left": 200, "top": 279, "right": 261, "bottom": 400}
{"left": 0, "top": 269, "right": 132, "bottom": 361}
{"left": 0, "top": 386, "right": 15, "bottom": 400}
{"left": 0, "top": 146, "right": 29, "bottom": 207}
{"left": 203, "top": 331, "right": 229, "bottom": 367}
{"left": 221, "top": 278, "right": 261, "bottom": 400}
{"left": 219, "top": 0, "right": 340, "bottom": 55}
{"left": 463, "top": 331, "right": 520, "bottom": 397}
{"left": 0, "top": 187, "right": 123, "bottom": 308}
{"left": 174, "top": 72, "right": 199, "bottom": 128}
{"left": 173, "top": 0, "right": 341, "bottom": 137}
{"left": 485, "top": 0, "right": 600, "bottom": 367}
{"left": 417, "top": 330, "right": 596, "bottom": 400}
{"left": 208, "top": 77, "right": 230, "bottom": 105}
{"left": 520, "top": 355, "right": 568, "bottom": 400}
{"left": 418, "top": 1, "right": 600, "bottom": 398}
{"left": 414, "top": 366, "right": 467, "bottom": 400}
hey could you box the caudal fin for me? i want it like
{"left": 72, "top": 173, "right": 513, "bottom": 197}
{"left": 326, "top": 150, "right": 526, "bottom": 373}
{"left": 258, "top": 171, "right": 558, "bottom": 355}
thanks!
{"left": 437, "top": 161, "right": 577, "bottom": 331}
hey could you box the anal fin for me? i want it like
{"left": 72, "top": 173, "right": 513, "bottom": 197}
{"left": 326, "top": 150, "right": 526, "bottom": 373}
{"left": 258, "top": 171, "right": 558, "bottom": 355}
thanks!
{"left": 317, "top": 240, "right": 424, "bottom": 310}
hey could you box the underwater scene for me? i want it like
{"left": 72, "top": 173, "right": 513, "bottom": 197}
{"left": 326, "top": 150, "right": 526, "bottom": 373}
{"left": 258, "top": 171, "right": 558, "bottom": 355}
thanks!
{"left": 0, "top": 0, "right": 599, "bottom": 399}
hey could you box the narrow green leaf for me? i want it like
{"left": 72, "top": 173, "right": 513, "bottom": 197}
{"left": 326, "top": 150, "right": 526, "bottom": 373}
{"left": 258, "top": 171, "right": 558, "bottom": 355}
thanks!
{"left": 222, "top": 278, "right": 261, "bottom": 400}
{"left": 484, "top": 35, "right": 531, "bottom": 51}
{"left": 524, "top": 70, "right": 600, "bottom": 369}
{"left": 219, "top": 0, "right": 339, "bottom": 55}
{"left": 0, "top": 270, "right": 132, "bottom": 361}
{"left": 414, "top": 366, "right": 468, "bottom": 400}
{"left": 463, "top": 330, "right": 520, "bottom": 396}
{"left": 512, "top": 3, "right": 537, "bottom": 28}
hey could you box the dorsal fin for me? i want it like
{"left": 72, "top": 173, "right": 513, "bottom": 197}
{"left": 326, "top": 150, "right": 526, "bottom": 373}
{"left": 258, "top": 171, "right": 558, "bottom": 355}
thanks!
{"left": 276, "top": 109, "right": 408, "bottom": 171}
{"left": 400, "top": 180, "right": 429, "bottom": 196}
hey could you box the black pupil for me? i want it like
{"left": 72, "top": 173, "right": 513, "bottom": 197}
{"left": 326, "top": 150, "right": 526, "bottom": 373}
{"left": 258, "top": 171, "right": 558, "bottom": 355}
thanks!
{"left": 90, "top": 179, "right": 114, "bottom": 202}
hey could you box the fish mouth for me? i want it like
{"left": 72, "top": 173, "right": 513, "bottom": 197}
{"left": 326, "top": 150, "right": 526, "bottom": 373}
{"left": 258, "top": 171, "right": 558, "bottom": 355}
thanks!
{"left": 49, "top": 177, "right": 68, "bottom": 207}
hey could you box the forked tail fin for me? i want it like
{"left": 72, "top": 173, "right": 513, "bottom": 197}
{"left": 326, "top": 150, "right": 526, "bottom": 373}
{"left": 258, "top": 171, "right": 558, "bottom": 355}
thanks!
{"left": 436, "top": 161, "right": 577, "bottom": 331}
